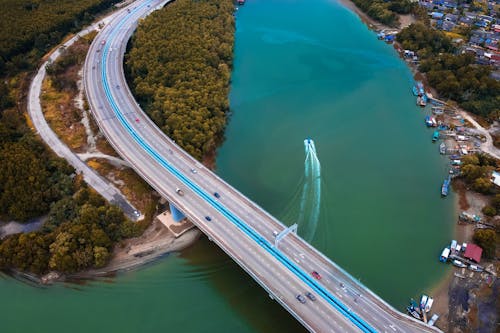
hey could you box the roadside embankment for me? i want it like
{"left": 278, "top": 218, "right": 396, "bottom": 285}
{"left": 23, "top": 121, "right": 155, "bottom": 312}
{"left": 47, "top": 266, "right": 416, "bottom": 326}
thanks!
{"left": 72, "top": 218, "right": 201, "bottom": 279}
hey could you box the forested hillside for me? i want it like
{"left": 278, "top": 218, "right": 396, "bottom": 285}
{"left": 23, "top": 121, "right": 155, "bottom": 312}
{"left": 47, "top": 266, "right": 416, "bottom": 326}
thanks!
{"left": 0, "top": 0, "right": 138, "bottom": 274}
{"left": 0, "top": 0, "right": 117, "bottom": 75}
{"left": 126, "top": 0, "right": 235, "bottom": 161}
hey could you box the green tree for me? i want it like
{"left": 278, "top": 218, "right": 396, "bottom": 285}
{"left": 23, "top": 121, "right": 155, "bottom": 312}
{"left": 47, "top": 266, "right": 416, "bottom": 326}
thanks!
{"left": 93, "top": 246, "right": 110, "bottom": 268}
{"left": 482, "top": 205, "right": 496, "bottom": 217}
{"left": 472, "top": 229, "right": 497, "bottom": 259}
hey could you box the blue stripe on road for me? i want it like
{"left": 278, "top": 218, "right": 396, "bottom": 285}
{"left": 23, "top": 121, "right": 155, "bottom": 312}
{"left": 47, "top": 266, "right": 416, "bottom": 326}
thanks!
{"left": 99, "top": 3, "right": 376, "bottom": 332}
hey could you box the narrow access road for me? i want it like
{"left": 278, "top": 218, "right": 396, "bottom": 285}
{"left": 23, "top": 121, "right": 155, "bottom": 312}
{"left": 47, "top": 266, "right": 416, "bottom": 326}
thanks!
{"left": 459, "top": 111, "right": 500, "bottom": 160}
{"left": 27, "top": 15, "right": 140, "bottom": 221}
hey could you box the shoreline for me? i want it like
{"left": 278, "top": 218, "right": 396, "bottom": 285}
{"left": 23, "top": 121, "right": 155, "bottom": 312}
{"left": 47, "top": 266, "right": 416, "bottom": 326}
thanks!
{"left": 14, "top": 1, "right": 203, "bottom": 285}
{"left": 337, "top": 0, "right": 416, "bottom": 31}
{"left": 25, "top": 218, "right": 201, "bottom": 284}
{"left": 336, "top": 0, "right": 490, "bottom": 330}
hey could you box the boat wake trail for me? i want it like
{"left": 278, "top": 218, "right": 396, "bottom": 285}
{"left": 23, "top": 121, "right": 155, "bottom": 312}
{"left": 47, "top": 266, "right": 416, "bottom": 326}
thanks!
{"left": 278, "top": 138, "right": 322, "bottom": 242}
{"left": 297, "top": 138, "right": 321, "bottom": 241}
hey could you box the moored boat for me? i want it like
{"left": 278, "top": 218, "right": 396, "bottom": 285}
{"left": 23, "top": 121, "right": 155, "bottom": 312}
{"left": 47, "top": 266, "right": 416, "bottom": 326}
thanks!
{"left": 430, "top": 116, "right": 437, "bottom": 126}
{"left": 439, "top": 142, "right": 446, "bottom": 154}
{"left": 425, "top": 116, "right": 432, "bottom": 127}
{"left": 412, "top": 83, "right": 419, "bottom": 96}
{"left": 428, "top": 314, "right": 440, "bottom": 326}
{"left": 469, "top": 264, "right": 483, "bottom": 272}
{"left": 420, "top": 295, "right": 428, "bottom": 310}
{"left": 452, "top": 259, "right": 467, "bottom": 268}
{"left": 407, "top": 306, "right": 421, "bottom": 320}
{"left": 432, "top": 131, "right": 440, "bottom": 142}
{"left": 425, "top": 297, "right": 434, "bottom": 313}
{"left": 440, "top": 247, "right": 450, "bottom": 262}
{"left": 441, "top": 176, "right": 451, "bottom": 196}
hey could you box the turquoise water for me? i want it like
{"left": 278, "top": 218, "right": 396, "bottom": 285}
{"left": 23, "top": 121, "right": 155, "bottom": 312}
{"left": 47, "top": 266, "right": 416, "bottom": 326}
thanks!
{"left": 0, "top": 1, "right": 454, "bottom": 332}
{"left": 217, "top": 0, "right": 455, "bottom": 307}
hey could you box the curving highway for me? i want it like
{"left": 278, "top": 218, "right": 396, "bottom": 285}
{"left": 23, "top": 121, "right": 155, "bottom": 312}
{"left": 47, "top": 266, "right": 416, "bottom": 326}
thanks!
{"left": 83, "top": 1, "right": 443, "bottom": 332}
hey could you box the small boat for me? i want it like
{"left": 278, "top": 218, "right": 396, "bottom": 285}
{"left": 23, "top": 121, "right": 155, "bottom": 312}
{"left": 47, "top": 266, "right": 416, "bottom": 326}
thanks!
{"left": 469, "top": 264, "right": 483, "bottom": 272}
{"left": 440, "top": 247, "right": 450, "bottom": 262}
{"left": 452, "top": 260, "right": 467, "bottom": 268}
{"left": 428, "top": 314, "right": 440, "bottom": 326}
{"left": 449, "top": 154, "right": 460, "bottom": 160}
{"left": 432, "top": 107, "right": 444, "bottom": 115}
{"left": 441, "top": 176, "right": 451, "bottom": 196}
{"left": 412, "top": 85, "right": 419, "bottom": 96}
{"left": 432, "top": 131, "right": 440, "bottom": 142}
{"left": 425, "top": 297, "right": 434, "bottom": 313}
{"left": 421, "top": 94, "right": 428, "bottom": 107}
{"left": 425, "top": 116, "right": 433, "bottom": 127}
{"left": 439, "top": 142, "right": 446, "bottom": 154}
{"left": 407, "top": 306, "right": 421, "bottom": 320}
{"left": 414, "top": 81, "right": 425, "bottom": 96}
{"left": 420, "top": 295, "right": 428, "bottom": 310}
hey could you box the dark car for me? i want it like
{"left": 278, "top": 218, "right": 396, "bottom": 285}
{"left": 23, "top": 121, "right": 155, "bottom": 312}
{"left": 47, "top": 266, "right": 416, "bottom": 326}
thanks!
{"left": 214, "top": 192, "right": 220, "bottom": 198}
{"left": 296, "top": 294, "right": 306, "bottom": 304}
{"left": 205, "top": 216, "right": 212, "bottom": 221}
{"left": 311, "top": 271, "right": 322, "bottom": 280}
{"left": 305, "top": 292, "right": 316, "bottom": 301}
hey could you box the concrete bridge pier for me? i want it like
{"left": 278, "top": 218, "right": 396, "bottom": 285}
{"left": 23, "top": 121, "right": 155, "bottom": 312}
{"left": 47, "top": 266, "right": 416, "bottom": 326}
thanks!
{"left": 169, "top": 202, "right": 185, "bottom": 222}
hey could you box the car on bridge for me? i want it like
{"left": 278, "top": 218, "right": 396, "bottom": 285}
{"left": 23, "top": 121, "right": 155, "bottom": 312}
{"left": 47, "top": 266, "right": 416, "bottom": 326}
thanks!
{"left": 205, "top": 216, "right": 212, "bottom": 222}
{"left": 305, "top": 292, "right": 316, "bottom": 301}
{"left": 175, "top": 188, "right": 184, "bottom": 196}
{"left": 311, "top": 271, "right": 322, "bottom": 280}
{"left": 213, "top": 192, "right": 220, "bottom": 198}
{"left": 296, "top": 294, "right": 306, "bottom": 304}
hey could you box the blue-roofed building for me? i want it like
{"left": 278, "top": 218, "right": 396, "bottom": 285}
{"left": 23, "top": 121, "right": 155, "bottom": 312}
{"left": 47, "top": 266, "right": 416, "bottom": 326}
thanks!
{"left": 432, "top": 12, "right": 445, "bottom": 19}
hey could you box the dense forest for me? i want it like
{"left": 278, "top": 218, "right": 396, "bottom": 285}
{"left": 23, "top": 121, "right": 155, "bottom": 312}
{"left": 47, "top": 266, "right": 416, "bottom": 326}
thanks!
{"left": 460, "top": 153, "right": 498, "bottom": 195}
{"left": 125, "top": 0, "right": 235, "bottom": 161}
{"left": 0, "top": 182, "right": 138, "bottom": 274}
{"left": 0, "top": 104, "right": 139, "bottom": 274}
{"left": 0, "top": 0, "right": 137, "bottom": 275}
{"left": 398, "top": 23, "right": 500, "bottom": 118}
{"left": 350, "top": 0, "right": 416, "bottom": 26}
{"left": 0, "top": 0, "right": 118, "bottom": 76}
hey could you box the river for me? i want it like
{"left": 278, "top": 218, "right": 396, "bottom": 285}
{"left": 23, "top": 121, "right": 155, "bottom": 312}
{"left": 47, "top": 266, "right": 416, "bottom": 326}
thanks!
{"left": 0, "top": 0, "right": 454, "bottom": 332}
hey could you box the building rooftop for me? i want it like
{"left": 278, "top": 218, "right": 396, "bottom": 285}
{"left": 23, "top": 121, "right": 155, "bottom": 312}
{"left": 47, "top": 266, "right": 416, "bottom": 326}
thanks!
{"left": 464, "top": 243, "right": 483, "bottom": 263}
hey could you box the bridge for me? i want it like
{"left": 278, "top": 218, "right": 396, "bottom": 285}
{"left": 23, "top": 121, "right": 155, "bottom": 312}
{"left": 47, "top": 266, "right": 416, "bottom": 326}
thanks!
{"left": 83, "top": 0, "right": 442, "bottom": 332}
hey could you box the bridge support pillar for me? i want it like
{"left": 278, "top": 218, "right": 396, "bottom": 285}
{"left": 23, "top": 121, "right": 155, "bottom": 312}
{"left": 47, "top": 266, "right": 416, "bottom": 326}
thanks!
{"left": 169, "top": 202, "right": 185, "bottom": 222}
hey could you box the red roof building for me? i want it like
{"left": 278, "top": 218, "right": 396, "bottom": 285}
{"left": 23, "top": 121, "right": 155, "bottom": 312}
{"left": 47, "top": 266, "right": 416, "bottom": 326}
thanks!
{"left": 464, "top": 243, "right": 483, "bottom": 263}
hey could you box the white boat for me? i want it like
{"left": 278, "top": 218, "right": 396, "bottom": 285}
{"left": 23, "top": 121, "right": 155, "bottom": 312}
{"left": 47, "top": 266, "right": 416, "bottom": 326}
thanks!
{"left": 452, "top": 260, "right": 467, "bottom": 268}
{"left": 469, "top": 264, "right": 483, "bottom": 272}
{"left": 428, "top": 314, "right": 439, "bottom": 326}
{"left": 439, "top": 142, "right": 446, "bottom": 154}
{"left": 440, "top": 247, "right": 450, "bottom": 262}
{"left": 420, "top": 295, "right": 428, "bottom": 310}
{"left": 425, "top": 297, "right": 434, "bottom": 313}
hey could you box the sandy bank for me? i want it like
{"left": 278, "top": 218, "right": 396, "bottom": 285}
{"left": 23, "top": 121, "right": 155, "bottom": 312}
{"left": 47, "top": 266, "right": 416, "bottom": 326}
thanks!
{"left": 336, "top": 0, "right": 415, "bottom": 31}
{"left": 72, "top": 219, "right": 201, "bottom": 279}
